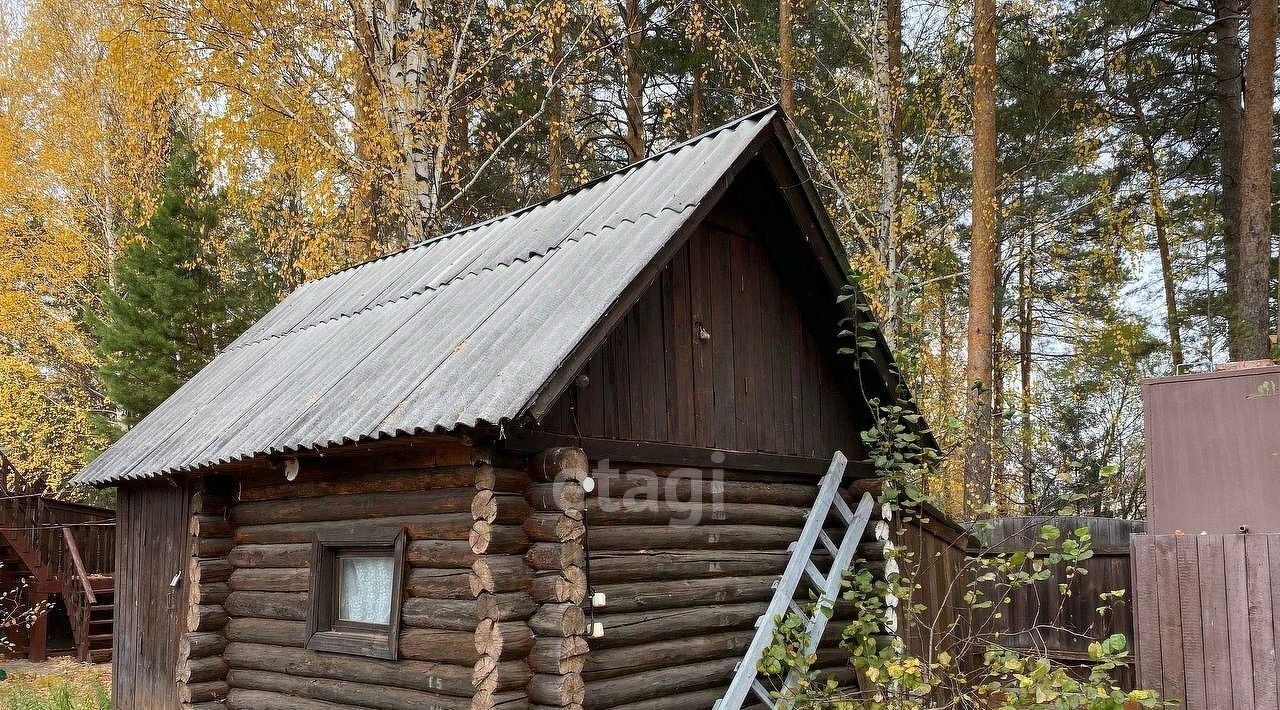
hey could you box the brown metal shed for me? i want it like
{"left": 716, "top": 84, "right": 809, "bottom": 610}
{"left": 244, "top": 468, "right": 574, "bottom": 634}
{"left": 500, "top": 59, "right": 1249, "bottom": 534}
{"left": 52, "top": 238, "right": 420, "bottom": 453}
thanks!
{"left": 1142, "top": 365, "right": 1280, "bottom": 535}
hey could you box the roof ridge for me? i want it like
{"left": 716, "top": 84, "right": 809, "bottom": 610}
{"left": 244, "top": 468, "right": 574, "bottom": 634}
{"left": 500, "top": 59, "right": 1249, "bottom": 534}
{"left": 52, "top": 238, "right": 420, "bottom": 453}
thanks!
{"left": 312, "top": 106, "right": 780, "bottom": 284}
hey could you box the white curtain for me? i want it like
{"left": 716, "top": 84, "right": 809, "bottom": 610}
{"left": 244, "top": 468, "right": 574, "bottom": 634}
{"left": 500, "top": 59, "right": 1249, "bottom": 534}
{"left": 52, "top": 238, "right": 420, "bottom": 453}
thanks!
{"left": 338, "top": 556, "right": 394, "bottom": 624}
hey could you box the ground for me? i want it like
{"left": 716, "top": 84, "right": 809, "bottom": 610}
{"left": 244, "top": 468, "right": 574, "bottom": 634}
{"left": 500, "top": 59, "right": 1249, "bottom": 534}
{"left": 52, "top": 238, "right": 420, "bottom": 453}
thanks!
{"left": 0, "top": 658, "right": 110, "bottom": 709}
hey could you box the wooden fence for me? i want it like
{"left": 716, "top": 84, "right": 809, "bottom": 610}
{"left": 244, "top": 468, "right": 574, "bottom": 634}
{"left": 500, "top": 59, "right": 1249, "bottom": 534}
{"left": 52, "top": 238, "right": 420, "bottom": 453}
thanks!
{"left": 971, "top": 517, "right": 1142, "bottom": 688}
{"left": 1132, "top": 533, "right": 1280, "bottom": 708}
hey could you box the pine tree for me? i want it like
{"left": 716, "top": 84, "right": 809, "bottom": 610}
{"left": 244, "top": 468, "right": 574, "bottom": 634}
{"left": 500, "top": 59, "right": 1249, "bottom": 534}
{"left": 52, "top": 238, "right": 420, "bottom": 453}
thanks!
{"left": 88, "top": 132, "right": 279, "bottom": 428}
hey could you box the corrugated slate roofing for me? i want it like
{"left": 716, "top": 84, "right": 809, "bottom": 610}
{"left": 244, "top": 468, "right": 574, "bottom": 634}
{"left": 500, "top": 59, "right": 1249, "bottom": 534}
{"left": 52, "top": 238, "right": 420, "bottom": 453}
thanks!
{"left": 74, "top": 108, "right": 779, "bottom": 484}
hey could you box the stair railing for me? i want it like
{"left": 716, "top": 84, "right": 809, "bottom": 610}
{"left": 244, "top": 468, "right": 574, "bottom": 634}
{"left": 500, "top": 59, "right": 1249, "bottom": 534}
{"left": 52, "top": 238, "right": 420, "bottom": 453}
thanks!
{"left": 58, "top": 527, "right": 98, "bottom": 660}
{"left": 715, "top": 451, "right": 876, "bottom": 710}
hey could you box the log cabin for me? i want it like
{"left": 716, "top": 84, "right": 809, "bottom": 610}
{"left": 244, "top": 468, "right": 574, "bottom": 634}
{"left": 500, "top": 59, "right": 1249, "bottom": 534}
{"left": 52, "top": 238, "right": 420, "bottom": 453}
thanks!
{"left": 73, "top": 107, "right": 930, "bottom": 710}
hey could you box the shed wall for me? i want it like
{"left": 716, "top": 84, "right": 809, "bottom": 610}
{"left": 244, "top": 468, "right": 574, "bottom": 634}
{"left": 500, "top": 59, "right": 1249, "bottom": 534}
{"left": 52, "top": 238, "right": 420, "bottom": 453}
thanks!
{"left": 540, "top": 221, "right": 862, "bottom": 459}
{"left": 113, "top": 483, "right": 190, "bottom": 710}
{"left": 207, "top": 440, "right": 535, "bottom": 710}
{"left": 1143, "top": 366, "right": 1280, "bottom": 534}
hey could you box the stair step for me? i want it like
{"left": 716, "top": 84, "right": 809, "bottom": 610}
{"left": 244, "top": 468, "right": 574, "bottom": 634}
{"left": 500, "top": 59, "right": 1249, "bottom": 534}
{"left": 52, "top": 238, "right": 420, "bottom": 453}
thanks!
{"left": 88, "top": 649, "right": 111, "bottom": 663}
{"left": 90, "top": 604, "right": 113, "bottom": 613}
{"left": 88, "top": 634, "right": 112, "bottom": 643}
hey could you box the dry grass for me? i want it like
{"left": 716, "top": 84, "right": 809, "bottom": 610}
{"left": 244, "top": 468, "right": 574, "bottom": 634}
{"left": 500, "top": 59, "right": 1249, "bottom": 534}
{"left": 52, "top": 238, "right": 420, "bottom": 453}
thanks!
{"left": 0, "top": 658, "right": 110, "bottom": 710}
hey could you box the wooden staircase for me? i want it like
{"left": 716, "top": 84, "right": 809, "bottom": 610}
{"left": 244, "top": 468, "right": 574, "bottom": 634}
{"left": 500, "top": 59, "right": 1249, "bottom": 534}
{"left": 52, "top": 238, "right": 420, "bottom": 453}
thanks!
{"left": 0, "top": 450, "right": 115, "bottom": 662}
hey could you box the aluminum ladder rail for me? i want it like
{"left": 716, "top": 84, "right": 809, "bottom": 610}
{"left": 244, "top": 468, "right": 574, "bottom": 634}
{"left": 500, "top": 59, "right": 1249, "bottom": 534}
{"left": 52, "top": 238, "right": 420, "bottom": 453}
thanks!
{"left": 715, "top": 451, "right": 876, "bottom": 710}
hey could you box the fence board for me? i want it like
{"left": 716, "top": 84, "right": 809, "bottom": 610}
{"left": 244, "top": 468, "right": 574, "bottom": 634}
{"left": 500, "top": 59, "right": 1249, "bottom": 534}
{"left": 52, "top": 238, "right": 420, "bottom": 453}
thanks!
{"left": 1134, "top": 533, "right": 1280, "bottom": 708}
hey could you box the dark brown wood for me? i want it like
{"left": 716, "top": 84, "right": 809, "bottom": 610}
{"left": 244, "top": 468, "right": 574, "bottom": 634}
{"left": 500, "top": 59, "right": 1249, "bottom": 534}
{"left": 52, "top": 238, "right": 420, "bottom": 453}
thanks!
{"left": 113, "top": 482, "right": 189, "bottom": 710}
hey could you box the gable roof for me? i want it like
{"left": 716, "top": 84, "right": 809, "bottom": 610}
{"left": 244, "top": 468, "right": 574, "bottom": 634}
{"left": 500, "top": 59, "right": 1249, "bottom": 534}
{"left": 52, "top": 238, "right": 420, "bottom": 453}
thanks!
{"left": 74, "top": 107, "right": 897, "bottom": 486}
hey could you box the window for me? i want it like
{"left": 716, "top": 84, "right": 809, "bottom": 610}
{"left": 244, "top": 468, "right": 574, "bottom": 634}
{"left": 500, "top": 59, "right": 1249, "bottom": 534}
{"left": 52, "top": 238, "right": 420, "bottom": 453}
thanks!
{"left": 306, "top": 527, "right": 406, "bottom": 659}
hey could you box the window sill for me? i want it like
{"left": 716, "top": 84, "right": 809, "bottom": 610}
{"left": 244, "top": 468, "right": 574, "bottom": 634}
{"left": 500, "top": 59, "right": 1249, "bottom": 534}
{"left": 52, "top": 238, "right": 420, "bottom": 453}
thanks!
{"left": 306, "top": 629, "right": 397, "bottom": 660}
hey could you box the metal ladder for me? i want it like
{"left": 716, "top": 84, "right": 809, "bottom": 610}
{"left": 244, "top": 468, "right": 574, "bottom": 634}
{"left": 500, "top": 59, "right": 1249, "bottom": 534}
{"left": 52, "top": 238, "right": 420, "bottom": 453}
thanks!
{"left": 715, "top": 451, "right": 876, "bottom": 710}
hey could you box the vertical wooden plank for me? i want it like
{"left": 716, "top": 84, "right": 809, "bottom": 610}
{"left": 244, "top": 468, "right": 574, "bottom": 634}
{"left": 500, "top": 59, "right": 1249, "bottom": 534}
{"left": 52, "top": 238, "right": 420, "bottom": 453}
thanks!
{"left": 688, "top": 226, "right": 714, "bottom": 445}
{"left": 708, "top": 228, "right": 737, "bottom": 447}
{"left": 1224, "top": 533, "right": 1256, "bottom": 708}
{"left": 1199, "top": 535, "right": 1235, "bottom": 709}
{"left": 1175, "top": 535, "right": 1207, "bottom": 709}
{"left": 1246, "top": 534, "right": 1278, "bottom": 709}
{"left": 667, "top": 244, "right": 696, "bottom": 445}
{"left": 727, "top": 229, "right": 757, "bottom": 451}
{"left": 1153, "top": 534, "right": 1185, "bottom": 703}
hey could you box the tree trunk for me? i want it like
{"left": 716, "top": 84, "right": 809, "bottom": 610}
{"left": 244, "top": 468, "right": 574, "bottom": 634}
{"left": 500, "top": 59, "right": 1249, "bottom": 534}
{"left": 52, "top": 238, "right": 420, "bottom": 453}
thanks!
{"left": 779, "top": 0, "right": 794, "bottom": 114}
{"left": 352, "top": 9, "right": 383, "bottom": 254}
{"left": 1145, "top": 140, "right": 1183, "bottom": 367}
{"left": 1214, "top": 0, "right": 1247, "bottom": 360}
{"left": 873, "top": 0, "right": 903, "bottom": 343}
{"left": 1018, "top": 222, "right": 1033, "bottom": 507}
{"left": 965, "top": 0, "right": 998, "bottom": 517}
{"left": 547, "top": 0, "right": 566, "bottom": 196}
{"left": 623, "top": 0, "right": 646, "bottom": 161}
{"left": 1242, "top": 0, "right": 1276, "bottom": 357}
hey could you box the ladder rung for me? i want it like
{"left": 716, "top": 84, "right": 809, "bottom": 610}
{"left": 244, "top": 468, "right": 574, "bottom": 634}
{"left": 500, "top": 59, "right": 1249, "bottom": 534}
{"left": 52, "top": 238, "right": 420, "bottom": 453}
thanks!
{"left": 831, "top": 494, "right": 857, "bottom": 524}
{"left": 804, "top": 561, "right": 827, "bottom": 592}
{"left": 818, "top": 530, "right": 839, "bottom": 557}
{"left": 751, "top": 680, "right": 779, "bottom": 709}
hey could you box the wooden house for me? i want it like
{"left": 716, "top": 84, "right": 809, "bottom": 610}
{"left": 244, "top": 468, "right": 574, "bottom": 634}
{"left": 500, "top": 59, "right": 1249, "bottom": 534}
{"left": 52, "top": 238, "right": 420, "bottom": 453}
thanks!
{"left": 0, "top": 450, "right": 115, "bottom": 662}
{"left": 74, "top": 107, "right": 924, "bottom": 710}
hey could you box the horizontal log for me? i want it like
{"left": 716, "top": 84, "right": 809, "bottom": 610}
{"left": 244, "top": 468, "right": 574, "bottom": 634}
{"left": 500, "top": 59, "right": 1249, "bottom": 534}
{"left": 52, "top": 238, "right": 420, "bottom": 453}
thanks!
{"left": 228, "top": 544, "right": 311, "bottom": 569}
{"left": 470, "top": 556, "right": 531, "bottom": 596}
{"left": 233, "top": 489, "right": 480, "bottom": 526}
{"left": 527, "top": 672, "right": 585, "bottom": 706}
{"left": 407, "top": 568, "right": 472, "bottom": 599}
{"left": 525, "top": 542, "right": 584, "bottom": 571}
{"left": 475, "top": 619, "right": 533, "bottom": 660}
{"left": 181, "top": 632, "right": 229, "bottom": 660}
{"left": 613, "top": 687, "right": 725, "bottom": 710}
{"left": 586, "top": 550, "right": 792, "bottom": 584}
{"left": 177, "top": 655, "right": 229, "bottom": 684}
{"left": 225, "top": 642, "right": 479, "bottom": 697}
{"left": 225, "top": 688, "right": 351, "bottom": 710}
{"left": 582, "top": 501, "right": 807, "bottom": 527}
{"left": 236, "top": 514, "right": 478, "bottom": 545}
{"left": 471, "top": 491, "right": 531, "bottom": 524}
{"left": 589, "top": 472, "right": 818, "bottom": 508}
{"left": 524, "top": 513, "right": 585, "bottom": 543}
{"left": 225, "top": 618, "right": 307, "bottom": 648}
{"left": 588, "top": 602, "right": 763, "bottom": 649}
{"left": 529, "top": 603, "right": 586, "bottom": 637}
{"left": 191, "top": 487, "right": 231, "bottom": 516}
{"left": 477, "top": 591, "right": 538, "bottom": 623}
{"left": 182, "top": 702, "right": 228, "bottom": 710}
{"left": 474, "top": 466, "right": 531, "bottom": 493}
{"left": 530, "top": 568, "right": 587, "bottom": 604}
{"left": 582, "top": 656, "right": 738, "bottom": 709}
{"left": 527, "top": 636, "right": 589, "bottom": 675}
{"left": 227, "top": 668, "right": 474, "bottom": 710}
{"left": 192, "top": 558, "right": 233, "bottom": 584}
{"left": 196, "top": 538, "right": 235, "bottom": 558}
{"left": 400, "top": 592, "right": 534, "bottom": 630}
{"left": 196, "top": 583, "right": 230, "bottom": 606}
{"left": 469, "top": 522, "right": 529, "bottom": 556}
{"left": 470, "top": 655, "right": 535, "bottom": 695}
{"left": 399, "top": 628, "right": 480, "bottom": 665}
{"left": 224, "top": 592, "right": 308, "bottom": 621}
{"left": 230, "top": 568, "right": 309, "bottom": 593}
{"left": 529, "top": 447, "right": 588, "bottom": 482}
{"left": 590, "top": 576, "right": 776, "bottom": 613}
{"left": 585, "top": 525, "right": 800, "bottom": 551}
{"left": 179, "top": 680, "right": 229, "bottom": 704}
{"left": 191, "top": 514, "right": 232, "bottom": 538}
{"left": 188, "top": 605, "right": 228, "bottom": 633}
{"left": 581, "top": 630, "right": 752, "bottom": 681}
{"left": 525, "top": 483, "right": 585, "bottom": 512}
{"left": 407, "top": 539, "right": 482, "bottom": 568}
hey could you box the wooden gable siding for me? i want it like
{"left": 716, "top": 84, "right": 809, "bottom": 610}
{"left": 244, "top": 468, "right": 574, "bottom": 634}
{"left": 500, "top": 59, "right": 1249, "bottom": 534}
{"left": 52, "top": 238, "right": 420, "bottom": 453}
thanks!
{"left": 540, "top": 219, "right": 861, "bottom": 459}
{"left": 114, "top": 483, "right": 190, "bottom": 710}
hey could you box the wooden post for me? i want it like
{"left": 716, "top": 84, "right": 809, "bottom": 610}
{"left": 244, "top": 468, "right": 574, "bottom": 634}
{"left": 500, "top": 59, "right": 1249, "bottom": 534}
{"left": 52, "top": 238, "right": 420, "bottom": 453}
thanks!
{"left": 524, "top": 447, "right": 589, "bottom": 708}
{"left": 27, "top": 596, "right": 47, "bottom": 662}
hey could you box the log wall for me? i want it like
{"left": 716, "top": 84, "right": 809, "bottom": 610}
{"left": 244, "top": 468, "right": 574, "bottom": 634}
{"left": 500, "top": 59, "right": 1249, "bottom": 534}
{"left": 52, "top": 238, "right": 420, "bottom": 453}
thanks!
{"left": 212, "top": 440, "right": 535, "bottom": 710}
{"left": 576, "top": 456, "right": 847, "bottom": 709}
